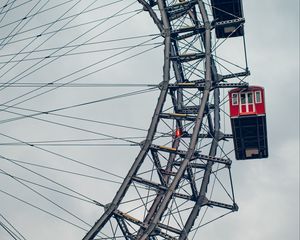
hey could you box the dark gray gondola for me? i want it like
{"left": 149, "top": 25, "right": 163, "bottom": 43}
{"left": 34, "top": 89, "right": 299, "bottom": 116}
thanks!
{"left": 211, "top": 0, "right": 245, "bottom": 38}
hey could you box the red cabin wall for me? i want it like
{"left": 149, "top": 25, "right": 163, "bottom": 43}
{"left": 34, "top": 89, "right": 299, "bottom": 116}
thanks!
{"left": 229, "top": 93, "right": 239, "bottom": 117}
{"left": 255, "top": 89, "right": 266, "bottom": 115}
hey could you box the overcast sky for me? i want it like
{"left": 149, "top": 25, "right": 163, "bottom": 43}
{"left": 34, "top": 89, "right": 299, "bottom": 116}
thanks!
{"left": 0, "top": 0, "right": 299, "bottom": 240}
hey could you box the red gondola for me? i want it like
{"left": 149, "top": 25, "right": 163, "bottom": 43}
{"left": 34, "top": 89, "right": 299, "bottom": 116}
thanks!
{"left": 229, "top": 86, "right": 268, "bottom": 160}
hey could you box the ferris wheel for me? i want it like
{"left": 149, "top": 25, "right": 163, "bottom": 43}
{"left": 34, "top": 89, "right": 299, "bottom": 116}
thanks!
{"left": 0, "top": 0, "right": 268, "bottom": 240}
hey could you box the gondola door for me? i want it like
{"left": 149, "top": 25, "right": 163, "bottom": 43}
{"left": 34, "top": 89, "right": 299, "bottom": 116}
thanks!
{"left": 240, "top": 92, "right": 255, "bottom": 114}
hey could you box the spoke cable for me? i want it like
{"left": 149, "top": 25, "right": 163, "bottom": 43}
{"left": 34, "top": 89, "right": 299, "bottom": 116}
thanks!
{"left": 0, "top": 0, "right": 97, "bottom": 82}
{"left": 0, "top": 188, "right": 89, "bottom": 232}
{"left": 0, "top": 212, "right": 26, "bottom": 240}
{"left": 0, "top": 0, "right": 47, "bottom": 51}
{"left": 0, "top": 87, "right": 157, "bottom": 127}
{"left": 0, "top": 168, "right": 92, "bottom": 228}
{"left": 0, "top": 7, "right": 139, "bottom": 46}
{"left": 0, "top": 1, "right": 140, "bottom": 94}
{"left": 0, "top": 220, "right": 20, "bottom": 240}
{"left": 0, "top": 42, "right": 161, "bottom": 64}
{"left": 0, "top": 133, "right": 126, "bottom": 181}
{"left": 1, "top": 157, "right": 123, "bottom": 185}
{"left": 0, "top": 153, "right": 106, "bottom": 207}
{"left": 0, "top": 0, "right": 124, "bottom": 31}
{"left": 0, "top": 33, "right": 159, "bottom": 58}
{"left": 0, "top": 1, "right": 32, "bottom": 18}
{"left": 0, "top": 43, "right": 161, "bottom": 115}
{"left": 0, "top": 0, "right": 15, "bottom": 27}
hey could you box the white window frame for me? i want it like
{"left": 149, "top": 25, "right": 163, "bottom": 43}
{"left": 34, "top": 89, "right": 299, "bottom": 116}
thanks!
{"left": 232, "top": 93, "right": 238, "bottom": 105}
{"left": 240, "top": 93, "right": 246, "bottom": 105}
{"left": 255, "top": 91, "right": 262, "bottom": 103}
{"left": 248, "top": 92, "right": 254, "bottom": 104}
{"left": 239, "top": 92, "right": 256, "bottom": 113}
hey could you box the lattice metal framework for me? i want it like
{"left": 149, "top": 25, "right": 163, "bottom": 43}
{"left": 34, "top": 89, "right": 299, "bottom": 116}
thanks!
{"left": 83, "top": 0, "right": 249, "bottom": 239}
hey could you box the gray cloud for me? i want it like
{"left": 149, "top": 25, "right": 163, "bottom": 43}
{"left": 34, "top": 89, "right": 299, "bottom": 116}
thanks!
{"left": 0, "top": 0, "right": 299, "bottom": 239}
